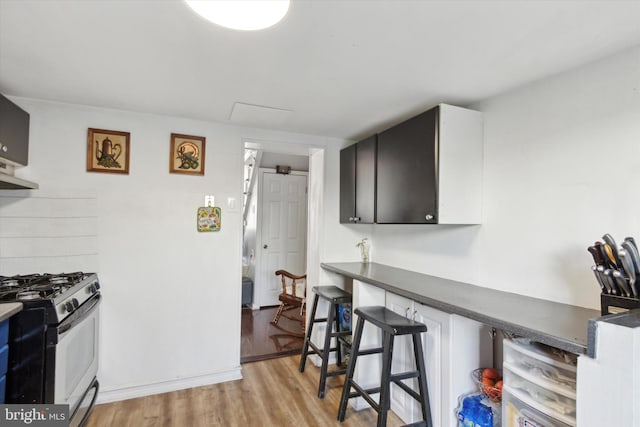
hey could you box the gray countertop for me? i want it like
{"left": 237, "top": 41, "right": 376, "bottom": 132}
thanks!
{"left": 0, "top": 302, "right": 22, "bottom": 322}
{"left": 322, "top": 262, "right": 601, "bottom": 354}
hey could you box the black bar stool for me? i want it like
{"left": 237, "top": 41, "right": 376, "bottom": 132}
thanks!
{"left": 337, "top": 306, "right": 433, "bottom": 427}
{"left": 299, "top": 285, "right": 352, "bottom": 398}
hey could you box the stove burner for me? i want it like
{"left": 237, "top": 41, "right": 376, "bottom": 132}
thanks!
{"left": 16, "top": 291, "right": 41, "bottom": 300}
{"left": 1, "top": 280, "right": 19, "bottom": 288}
{"left": 49, "top": 276, "right": 69, "bottom": 285}
{"left": 0, "top": 272, "right": 95, "bottom": 303}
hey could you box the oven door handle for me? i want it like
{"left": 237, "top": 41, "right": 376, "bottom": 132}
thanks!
{"left": 71, "top": 377, "right": 99, "bottom": 427}
{"left": 58, "top": 294, "right": 101, "bottom": 337}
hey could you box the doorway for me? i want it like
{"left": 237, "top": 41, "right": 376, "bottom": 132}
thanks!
{"left": 240, "top": 141, "right": 322, "bottom": 363}
{"left": 256, "top": 169, "right": 308, "bottom": 307}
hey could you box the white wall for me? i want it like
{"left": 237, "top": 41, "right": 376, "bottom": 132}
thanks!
{"left": 0, "top": 98, "right": 338, "bottom": 400}
{"left": 4, "top": 44, "right": 637, "bottom": 402}
{"left": 322, "top": 46, "right": 640, "bottom": 310}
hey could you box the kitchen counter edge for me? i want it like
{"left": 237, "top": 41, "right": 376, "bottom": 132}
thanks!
{"left": 322, "top": 262, "right": 601, "bottom": 354}
{"left": 0, "top": 302, "right": 23, "bottom": 322}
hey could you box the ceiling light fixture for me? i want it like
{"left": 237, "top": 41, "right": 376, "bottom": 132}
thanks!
{"left": 185, "top": 1, "right": 290, "bottom": 31}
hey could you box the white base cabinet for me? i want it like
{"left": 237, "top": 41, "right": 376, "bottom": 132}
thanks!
{"left": 385, "top": 292, "right": 493, "bottom": 426}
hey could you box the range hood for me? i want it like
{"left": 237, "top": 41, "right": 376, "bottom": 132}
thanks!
{"left": 0, "top": 172, "right": 38, "bottom": 189}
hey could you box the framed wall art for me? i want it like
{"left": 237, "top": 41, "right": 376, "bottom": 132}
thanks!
{"left": 170, "top": 133, "right": 206, "bottom": 175}
{"left": 197, "top": 206, "right": 221, "bottom": 232}
{"left": 87, "top": 128, "right": 130, "bottom": 174}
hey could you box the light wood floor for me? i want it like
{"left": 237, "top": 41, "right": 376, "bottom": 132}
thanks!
{"left": 87, "top": 355, "right": 404, "bottom": 427}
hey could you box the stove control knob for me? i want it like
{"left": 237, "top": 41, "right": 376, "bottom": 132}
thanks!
{"left": 64, "top": 301, "right": 74, "bottom": 312}
{"left": 94, "top": 282, "right": 101, "bottom": 290}
{"left": 72, "top": 298, "right": 80, "bottom": 309}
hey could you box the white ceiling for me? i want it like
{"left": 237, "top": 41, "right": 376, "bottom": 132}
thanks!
{"left": 1, "top": 1, "right": 639, "bottom": 140}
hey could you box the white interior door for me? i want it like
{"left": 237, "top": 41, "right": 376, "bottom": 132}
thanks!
{"left": 258, "top": 170, "right": 308, "bottom": 307}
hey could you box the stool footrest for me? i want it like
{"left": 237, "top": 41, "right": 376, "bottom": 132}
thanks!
{"left": 393, "top": 380, "right": 422, "bottom": 402}
{"left": 348, "top": 381, "right": 381, "bottom": 412}
{"left": 356, "top": 346, "right": 384, "bottom": 355}
{"left": 326, "top": 369, "right": 347, "bottom": 377}
{"left": 307, "top": 341, "right": 341, "bottom": 356}
{"left": 337, "top": 335, "right": 352, "bottom": 347}
{"left": 390, "top": 370, "right": 420, "bottom": 382}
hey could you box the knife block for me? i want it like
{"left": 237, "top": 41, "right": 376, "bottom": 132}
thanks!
{"left": 601, "top": 293, "right": 640, "bottom": 315}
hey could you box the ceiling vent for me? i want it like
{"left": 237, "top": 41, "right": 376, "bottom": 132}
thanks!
{"left": 229, "top": 102, "right": 293, "bottom": 129}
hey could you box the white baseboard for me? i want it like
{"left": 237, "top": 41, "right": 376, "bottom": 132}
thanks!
{"left": 96, "top": 367, "right": 243, "bottom": 404}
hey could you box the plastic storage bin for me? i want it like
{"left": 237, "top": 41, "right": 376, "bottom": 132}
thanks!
{"left": 503, "top": 386, "right": 574, "bottom": 427}
{"left": 503, "top": 339, "right": 576, "bottom": 389}
{"left": 503, "top": 363, "right": 575, "bottom": 416}
{"left": 502, "top": 338, "right": 577, "bottom": 427}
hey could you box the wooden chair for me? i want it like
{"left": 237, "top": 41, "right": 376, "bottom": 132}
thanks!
{"left": 271, "top": 269, "right": 307, "bottom": 337}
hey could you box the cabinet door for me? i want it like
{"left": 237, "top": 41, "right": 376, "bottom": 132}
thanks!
{"left": 386, "top": 292, "right": 446, "bottom": 426}
{"left": 377, "top": 107, "right": 438, "bottom": 224}
{"left": 412, "top": 302, "right": 447, "bottom": 427}
{"left": 0, "top": 94, "right": 29, "bottom": 166}
{"left": 355, "top": 135, "right": 376, "bottom": 223}
{"left": 385, "top": 293, "right": 416, "bottom": 423}
{"left": 340, "top": 136, "right": 376, "bottom": 224}
{"left": 339, "top": 144, "right": 356, "bottom": 223}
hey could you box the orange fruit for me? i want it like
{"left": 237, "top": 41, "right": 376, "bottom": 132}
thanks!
{"left": 482, "top": 368, "right": 500, "bottom": 380}
{"left": 482, "top": 377, "right": 495, "bottom": 387}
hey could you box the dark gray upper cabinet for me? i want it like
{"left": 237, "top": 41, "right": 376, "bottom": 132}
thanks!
{"left": 377, "top": 108, "right": 438, "bottom": 224}
{"left": 340, "top": 104, "right": 483, "bottom": 225}
{"left": 340, "top": 135, "right": 376, "bottom": 224}
{"left": 0, "top": 94, "right": 30, "bottom": 166}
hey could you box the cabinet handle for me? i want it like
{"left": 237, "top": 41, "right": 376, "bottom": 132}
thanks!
{"left": 425, "top": 214, "right": 434, "bottom": 221}
{"left": 413, "top": 310, "right": 418, "bottom": 320}
{"left": 353, "top": 217, "right": 361, "bottom": 222}
{"left": 405, "top": 307, "right": 411, "bottom": 318}
{"left": 349, "top": 217, "right": 354, "bottom": 221}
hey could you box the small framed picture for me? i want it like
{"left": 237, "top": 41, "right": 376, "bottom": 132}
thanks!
{"left": 170, "top": 133, "right": 206, "bottom": 175}
{"left": 197, "top": 206, "right": 221, "bottom": 232}
{"left": 87, "top": 128, "right": 130, "bottom": 174}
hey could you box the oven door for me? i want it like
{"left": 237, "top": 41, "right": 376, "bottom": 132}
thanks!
{"left": 51, "top": 294, "right": 100, "bottom": 417}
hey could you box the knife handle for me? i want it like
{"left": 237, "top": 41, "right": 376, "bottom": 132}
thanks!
{"left": 624, "top": 237, "right": 638, "bottom": 251}
{"left": 604, "top": 244, "right": 618, "bottom": 267}
{"left": 595, "top": 242, "right": 613, "bottom": 268}
{"left": 618, "top": 250, "right": 638, "bottom": 297}
{"left": 597, "top": 266, "right": 613, "bottom": 294}
{"left": 603, "top": 269, "right": 619, "bottom": 295}
{"left": 612, "top": 269, "right": 632, "bottom": 298}
{"left": 591, "top": 265, "right": 606, "bottom": 293}
{"left": 588, "top": 246, "right": 604, "bottom": 266}
{"left": 603, "top": 234, "right": 624, "bottom": 267}
{"left": 622, "top": 240, "right": 640, "bottom": 277}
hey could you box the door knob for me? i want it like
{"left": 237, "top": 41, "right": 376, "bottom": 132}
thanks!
{"left": 263, "top": 244, "right": 268, "bottom": 249}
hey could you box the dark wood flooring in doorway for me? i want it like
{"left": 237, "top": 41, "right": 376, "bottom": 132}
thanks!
{"left": 240, "top": 306, "right": 304, "bottom": 363}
